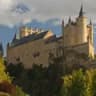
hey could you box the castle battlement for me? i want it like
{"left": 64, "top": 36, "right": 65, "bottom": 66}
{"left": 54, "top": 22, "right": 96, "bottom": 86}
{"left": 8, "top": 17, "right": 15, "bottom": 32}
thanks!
{"left": 19, "top": 26, "right": 45, "bottom": 38}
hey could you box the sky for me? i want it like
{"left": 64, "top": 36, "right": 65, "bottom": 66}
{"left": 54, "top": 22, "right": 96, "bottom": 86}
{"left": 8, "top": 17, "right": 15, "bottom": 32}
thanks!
{"left": 0, "top": 0, "right": 96, "bottom": 56}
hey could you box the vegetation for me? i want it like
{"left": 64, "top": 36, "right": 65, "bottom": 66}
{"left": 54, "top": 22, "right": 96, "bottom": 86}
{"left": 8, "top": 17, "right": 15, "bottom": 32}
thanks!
{"left": 5, "top": 53, "right": 96, "bottom": 96}
{"left": 0, "top": 57, "right": 11, "bottom": 83}
{"left": 7, "top": 63, "right": 63, "bottom": 96}
{"left": 0, "top": 56, "right": 27, "bottom": 96}
{"left": 6, "top": 60, "right": 96, "bottom": 96}
{"left": 60, "top": 69, "right": 96, "bottom": 96}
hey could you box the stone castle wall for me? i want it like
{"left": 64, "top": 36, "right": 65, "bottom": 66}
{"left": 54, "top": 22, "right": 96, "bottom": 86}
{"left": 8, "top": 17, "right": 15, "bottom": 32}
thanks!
{"left": 7, "top": 38, "right": 57, "bottom": 69}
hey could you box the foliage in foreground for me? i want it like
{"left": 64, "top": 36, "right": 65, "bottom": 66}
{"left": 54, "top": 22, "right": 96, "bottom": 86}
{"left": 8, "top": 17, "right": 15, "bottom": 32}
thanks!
{"left": 7, "top": 63, "right": 63, "bottom": 96}
{"left": 0, "top": 57, "right": 11, "bottom": 83}
{"left": 61, "top": 69, "right": 96, "bottom": 96}
{"left": 0, "top": 57, "right": 27, "bottom": 96}
{"left": 7, "top": 62, "right": 96, "bottom": 96}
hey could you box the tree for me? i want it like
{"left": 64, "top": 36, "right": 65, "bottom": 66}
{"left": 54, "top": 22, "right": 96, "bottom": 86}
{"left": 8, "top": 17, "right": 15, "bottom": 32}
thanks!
{"left": 71, "top": 69, "right": 86, "bottom": 96}
{"left": 0, "top": 57, "right": 11, "bottom": 83}
{"left": 61, "top": 69, "right": 92, "bottom": 96}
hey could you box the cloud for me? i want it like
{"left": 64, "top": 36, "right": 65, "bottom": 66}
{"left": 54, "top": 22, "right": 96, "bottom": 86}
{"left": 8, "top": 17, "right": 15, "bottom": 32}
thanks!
{"left": 0, "top": 0, "right": 96, "bottom": 27}
{"left": 0, "top": 0, "right": 13, "bottom": 11}
{"left": 11, "top": 3, "right": 30, "bottom": 14}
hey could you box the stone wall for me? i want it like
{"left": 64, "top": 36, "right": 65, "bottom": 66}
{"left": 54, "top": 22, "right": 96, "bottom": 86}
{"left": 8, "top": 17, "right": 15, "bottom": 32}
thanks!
{"left": 7, "top": 38, "right": 57, "bottom": 69}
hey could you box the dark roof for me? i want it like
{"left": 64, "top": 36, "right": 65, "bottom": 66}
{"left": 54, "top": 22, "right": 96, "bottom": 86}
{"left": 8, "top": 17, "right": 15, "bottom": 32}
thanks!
{"left": 11, "top": 31, "right": 49, "bottom": 47}
{"left": 79, "top": 4, "right": 84, "bottom": 17}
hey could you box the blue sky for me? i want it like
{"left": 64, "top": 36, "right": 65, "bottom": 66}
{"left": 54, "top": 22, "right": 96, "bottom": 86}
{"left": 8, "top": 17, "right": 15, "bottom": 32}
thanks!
{"left": 0, "top": 0, "right": 96, "bottom": 56}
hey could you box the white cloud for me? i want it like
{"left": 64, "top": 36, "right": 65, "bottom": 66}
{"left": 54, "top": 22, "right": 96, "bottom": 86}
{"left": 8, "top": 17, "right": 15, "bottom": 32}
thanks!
{"left": 0, "top": 0, "right": 14, "bottom": 12}
{"left": 0, "top": 0, "right": 96, "bottom": 27}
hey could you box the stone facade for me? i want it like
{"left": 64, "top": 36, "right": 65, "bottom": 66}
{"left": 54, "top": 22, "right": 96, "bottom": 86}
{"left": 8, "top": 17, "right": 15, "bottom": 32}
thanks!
{"left": 7, "top": 30, "right": 59, "bottom": 68}
{"left": 62, "top": 5, "right": 94, "bottom": 59}
{"left": 7, "top": 5, "right": 95, "bottom": 68}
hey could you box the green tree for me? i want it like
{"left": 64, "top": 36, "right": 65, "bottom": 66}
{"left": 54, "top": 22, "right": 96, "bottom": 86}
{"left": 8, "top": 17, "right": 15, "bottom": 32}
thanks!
{"left": 0, "top": 57, "right": 11, "bottom": 83}
{"left": 90, "top": 69, "right": 96, "bottom": 96}
{"left": 16, "top": 86, "right": 27, "bottom": 96}
{"left": 71, "top": 69, "right": 86, "bottom": 96}
{"left": 61, "top": 75, "right": 72, "bottom": 96}
{"left": 61, "top": 69, "right": 91, "bottom": 96}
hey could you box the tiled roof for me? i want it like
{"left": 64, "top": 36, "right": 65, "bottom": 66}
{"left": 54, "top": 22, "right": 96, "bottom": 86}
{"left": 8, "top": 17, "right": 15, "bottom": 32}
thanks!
{"left": 11, "top": 31, "right": 49, "bottom": 47}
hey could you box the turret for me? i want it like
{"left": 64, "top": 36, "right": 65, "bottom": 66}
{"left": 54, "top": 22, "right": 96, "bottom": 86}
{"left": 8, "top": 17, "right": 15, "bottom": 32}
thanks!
{"left": 77, "top": 4, "right": 88, "bottom": 43}
{"left": 89, "top": 19, "right": 94, "bottom": 44}
{"left": 90, "top": 19, "right": 92, "bottom": 25}
{"left": 0, "top": 42, "right": 3, "bottom": 57}
{"left": 62, "top": 20, "right": 64, "bottom": 46}
{"left": 12, "top": 32, "right": 20, "bottom": 43}
{"left": 62, "top": 20, "right": 64, "bottom": 33}
{"left": 79, "top": 4, "right": 84, "bottom": 17}
{"left": 12, "top": 33, "right": 16, "bottom": 42}
{"left": 68, "top": 17, "right": 71, "bottom": 24}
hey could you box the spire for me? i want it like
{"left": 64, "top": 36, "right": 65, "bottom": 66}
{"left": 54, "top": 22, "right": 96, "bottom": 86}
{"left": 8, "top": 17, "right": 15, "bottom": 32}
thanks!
{"left": 12, "top": 32, "right": 20, "bottom": 42}
{"left": 62, "top": 19, "right": 64, "bottom": 32}
{"left": 68, "top": 17, "right": 71, "bottom": 23}
{"left": 0, "top": 42, "right": 3, "bottom": 57}
{"left": 79, "top": 4, "right": 84, "bottom": 17}
{"left": 12, "top": 33, "right": 16, "bottom": 42}
{"left": 16, "top": 32, "right": 20, "bottom": 40}
{"left": 90, "top": 19, "right": 92, "bottom": 25}
{"left": 62, "top": 20, "right": 64, "bottom": 26}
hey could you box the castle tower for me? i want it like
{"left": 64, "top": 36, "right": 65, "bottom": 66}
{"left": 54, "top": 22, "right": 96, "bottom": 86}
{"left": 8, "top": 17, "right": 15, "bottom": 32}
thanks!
{"left": 61, "top": 5, "right": 94, "bottom": 59}
{"left": 20, "top": 26, "right": 28, "bottom": 38}
{"left": 77, "top": 4, "right": 88, "bottom": 43}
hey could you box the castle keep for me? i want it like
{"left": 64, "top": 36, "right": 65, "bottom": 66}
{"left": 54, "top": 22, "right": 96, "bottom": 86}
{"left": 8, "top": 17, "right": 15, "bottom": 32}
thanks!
{"left": 62, "top": 5, "right": 94, "bottom": 59}
{"left": 7, "top": 6, "right": 95, "bottom": 68}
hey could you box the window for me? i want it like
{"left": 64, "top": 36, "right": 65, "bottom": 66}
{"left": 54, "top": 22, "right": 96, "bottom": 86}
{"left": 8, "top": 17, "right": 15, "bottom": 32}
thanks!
{"left": 16, "top": 57, "right": 20, "bottom": 62}
{"left": 33, "top": 52, "right": 40, "bottom": 58}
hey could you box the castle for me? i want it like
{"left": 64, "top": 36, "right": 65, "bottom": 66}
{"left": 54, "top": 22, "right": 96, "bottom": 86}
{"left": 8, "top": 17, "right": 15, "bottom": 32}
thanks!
{"left": 62, "top": 5, "right": 94, "bottom": 59}
{"left": 6, "top": 5, "right": 95, "bottom": 69}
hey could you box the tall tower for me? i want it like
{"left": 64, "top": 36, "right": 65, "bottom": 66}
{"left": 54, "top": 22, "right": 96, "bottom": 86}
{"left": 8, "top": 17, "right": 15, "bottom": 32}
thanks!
{"left": 78, "top": 4, "right": 88, "bottom": 43}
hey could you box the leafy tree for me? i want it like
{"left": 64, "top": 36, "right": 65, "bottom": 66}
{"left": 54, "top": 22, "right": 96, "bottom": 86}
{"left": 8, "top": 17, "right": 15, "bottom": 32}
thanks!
{"left": 0, "top": 57, "right": 11, "bottom": 83}
{"left": 7, "top": 63, "right": 24, "bottom": 79}
{"left": 71, "top": 69, "right": 86, "bottom": 96}
{"left": 90, "top": 69, "right": 96, "bottom": 96}
{"left": 61, "top": 75, "right": 72, "bottom": 96}
{"left": 16, "top": 86, "right": 27, "bottom": 96}
{"left": 61, "top": 69, "right": 93, "bottom": 96}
